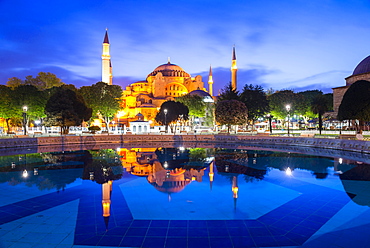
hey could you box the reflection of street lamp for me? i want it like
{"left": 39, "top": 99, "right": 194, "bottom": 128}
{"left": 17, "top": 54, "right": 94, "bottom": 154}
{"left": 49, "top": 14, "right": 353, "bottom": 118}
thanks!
{"left": 164, "top": 109, "right": 168, "bottom": 133}
{"left": 285, "top": 105, "right": 291, "bottom": 136}
{"left": 22, "top": 106, "right": 28, "bottom": 135}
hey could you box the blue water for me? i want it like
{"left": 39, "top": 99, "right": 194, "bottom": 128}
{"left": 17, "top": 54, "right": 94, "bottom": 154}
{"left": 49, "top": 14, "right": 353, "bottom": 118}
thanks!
{"left": 1, "top": 145, "right": 370, "bottom": 247}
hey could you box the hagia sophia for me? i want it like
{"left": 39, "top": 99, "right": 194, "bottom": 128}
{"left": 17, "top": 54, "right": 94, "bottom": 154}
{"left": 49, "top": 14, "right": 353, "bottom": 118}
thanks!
{"left": 101, "top": 30, "right": 237, "bottom": 125}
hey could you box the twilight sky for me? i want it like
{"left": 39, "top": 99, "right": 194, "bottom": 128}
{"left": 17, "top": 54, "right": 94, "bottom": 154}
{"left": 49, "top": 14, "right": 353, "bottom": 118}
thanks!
{"left": 1, "top": 0, "right": 370, "bottom": 94}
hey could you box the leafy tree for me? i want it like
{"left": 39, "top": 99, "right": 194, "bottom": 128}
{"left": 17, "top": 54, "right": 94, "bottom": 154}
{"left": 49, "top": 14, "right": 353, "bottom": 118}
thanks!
{"left": 79, "top": 82, "right": 122, "bottom": 132}
{"left": 338, "top": 80, "right": 370, "bottom": 132}
{"left": 311, "top": 95, "right": 330, "bottom": 135}
{"left": 176, "top": 94, "right": 205, "bottom": 117}
{"left": 155, "top": 101, "right": 189, "bottom": 133}
{"left": 240, "top": 84, "right": 269, "bottom": 124}
{"left": 12, "top": 85, "right": 48, "bottom": 124}
{"left": 218, "top": 83, "right": 239, "bottom": 102}
{"left": 7, "top": 72, "right": 64, "bottom": 90}
{"left": 0, "top": 85, "right": 18, "bottom": 132}
{"left": 6, "top": 77, "right": 23, "bottom": 89}
{"left": 215, "top": 100, "right": 248, "bottom": 133}
{"left": 176, "top": 94, "right": 205, "bottom": 127}
{"left": 44, "top": 88, "right": 92, "bottom": 135}
{"left": 268, "top": 90, "right": 307, "bottom": 119}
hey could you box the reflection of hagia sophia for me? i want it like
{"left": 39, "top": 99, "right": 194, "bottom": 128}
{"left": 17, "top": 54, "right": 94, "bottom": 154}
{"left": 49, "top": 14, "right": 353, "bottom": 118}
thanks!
{"left": 101, "top": 30, "right": 237, "bottom": 125}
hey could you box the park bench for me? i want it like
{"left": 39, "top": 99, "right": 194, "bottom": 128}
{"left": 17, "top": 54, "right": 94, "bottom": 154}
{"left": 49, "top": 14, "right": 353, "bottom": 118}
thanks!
{"left": 338, "top": 134, "right": 357, "bottom": 140}
{"left": 300, "top": 133, "right": 315, "bottom": 138}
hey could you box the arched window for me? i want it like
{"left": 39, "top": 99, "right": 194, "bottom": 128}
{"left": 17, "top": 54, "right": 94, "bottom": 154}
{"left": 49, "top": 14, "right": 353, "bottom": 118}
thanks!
{"left": 138, "top": 126, "right": 142, "bottom": 132}
{"left": 133, "top": 126, "right": 137, "bottom": 132}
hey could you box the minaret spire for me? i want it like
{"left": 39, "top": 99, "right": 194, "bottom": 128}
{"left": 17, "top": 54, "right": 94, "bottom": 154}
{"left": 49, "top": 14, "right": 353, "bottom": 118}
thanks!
{"left": 231, "top": 45, "right": 237, "bottom": 91}
{"left": 208, "top": 65, "right": 214, "bottom": 96}
{"left": 102, "top": 29, "right": 112, "bottom": 85}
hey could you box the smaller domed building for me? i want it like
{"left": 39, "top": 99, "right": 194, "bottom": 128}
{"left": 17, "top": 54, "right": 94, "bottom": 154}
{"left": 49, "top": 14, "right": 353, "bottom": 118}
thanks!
{"left": 333, "top": 55, "right": 370, "bottom": 116}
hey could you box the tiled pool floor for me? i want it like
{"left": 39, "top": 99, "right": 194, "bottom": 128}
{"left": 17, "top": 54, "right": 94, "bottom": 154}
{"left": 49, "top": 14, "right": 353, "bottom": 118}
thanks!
{"left": 2, "top": 168, "right": 370, "bottom": 248}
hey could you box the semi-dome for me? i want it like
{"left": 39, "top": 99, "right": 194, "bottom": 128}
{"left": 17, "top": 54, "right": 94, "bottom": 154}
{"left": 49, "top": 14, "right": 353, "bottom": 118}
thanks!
{"left": 147, "top": 62, "right": 190, "bottom": 78}
{"left": 188, "top": 90, "right": 212, "bottom": 97}
{"left": 353, "top": 55, "right": 370, "bottom": 76}
{"left": 188, "top": 90, "right": 214, "bottom": 102}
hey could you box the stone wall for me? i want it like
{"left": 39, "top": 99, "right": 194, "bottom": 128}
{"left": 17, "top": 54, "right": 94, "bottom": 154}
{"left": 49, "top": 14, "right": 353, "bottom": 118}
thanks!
{"left": 0, "top": 134, "right": 370, "bottom": 154}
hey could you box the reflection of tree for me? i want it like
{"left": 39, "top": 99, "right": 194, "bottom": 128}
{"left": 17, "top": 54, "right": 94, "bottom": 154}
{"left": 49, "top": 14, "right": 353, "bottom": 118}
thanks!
{"left": 189, "top": 148, "right": 206, "bottom": 161}
{"left": 215, "top": 149, "right": 267, "bottom": 180}
{"left": 0, "top": 149, "right": 123, "bottom": 190}
{"left": 83, "top": 159, "right": 123, "bottom": 184}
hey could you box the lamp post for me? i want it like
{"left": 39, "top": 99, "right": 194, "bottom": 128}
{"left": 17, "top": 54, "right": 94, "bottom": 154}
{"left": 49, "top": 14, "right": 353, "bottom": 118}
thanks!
{"left": 164, "top": 109, "right": 168, "bottom": 133}
{"left": 286, "top": 105, "right": 291, "bottom": 136}
{"left": 22, "top": 106, "right": 28, "bottom": 135}
{"left": 267, "top": 114, "right": 273, "bottom": 134}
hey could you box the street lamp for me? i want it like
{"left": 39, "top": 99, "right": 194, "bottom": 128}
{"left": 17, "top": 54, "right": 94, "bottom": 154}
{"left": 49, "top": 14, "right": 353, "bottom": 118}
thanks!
{"left": 285, "top": 105, "right": 291, "bottom": 136}
{"left": 266, "top": 114, "right": 273, "bottom": 134}
{"left": 22, "top": 106, "right": 28, "bottom": 135}
{"left": 164, "top": 109, "right": 168, "bottom": 133}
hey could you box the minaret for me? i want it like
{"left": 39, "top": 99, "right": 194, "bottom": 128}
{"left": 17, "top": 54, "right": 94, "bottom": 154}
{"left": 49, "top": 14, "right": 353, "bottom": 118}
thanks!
{"left": 208, "top": 65, "right": 214, "bottom": 96}
{"left": 231, "top": 46, "right": 237, "bottom": 91}
{"left": 208, "top": 161, "right": 214, "bottom": 191}
{"left": 232, "top": 176, "right": 238, "bottom": 209}
{"left": 102, "top": 29, "right": 112, "bottom": 85}
{"left": 102, "top": 181, "right": 112, "bottom": 230}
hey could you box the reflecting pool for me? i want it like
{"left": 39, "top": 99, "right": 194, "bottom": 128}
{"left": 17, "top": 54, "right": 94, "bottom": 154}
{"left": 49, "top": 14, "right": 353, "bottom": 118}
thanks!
{"left": 1, "top": 144, "right": 370, "bottom": 247}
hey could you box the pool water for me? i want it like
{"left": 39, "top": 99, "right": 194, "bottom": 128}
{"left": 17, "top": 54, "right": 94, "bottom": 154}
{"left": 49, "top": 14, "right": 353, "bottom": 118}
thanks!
{"left": 1, "top": 146, "right": 370, "bottom": 248}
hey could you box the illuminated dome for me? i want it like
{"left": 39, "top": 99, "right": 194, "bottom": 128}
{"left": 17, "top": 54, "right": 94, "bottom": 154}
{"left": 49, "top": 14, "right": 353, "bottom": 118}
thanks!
{"left": 189, "top": 90, "right": 212, "bottom": 97}
{"left": 353, "top": 55, "right": 370, "bottom": 75}
{"left": 148, "top": 62, "right": 191, "bottom": 77}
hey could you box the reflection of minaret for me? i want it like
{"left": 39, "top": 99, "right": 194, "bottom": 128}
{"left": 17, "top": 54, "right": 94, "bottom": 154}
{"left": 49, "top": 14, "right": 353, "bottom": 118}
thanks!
{"left": 102, "top": 29, "right": 112, "bottom": 85}
{"left": 231, "top": 45, "right": 237, "bottom": 91}
{"left": 208, "top": 65, "right": 214, "bottom": 97}
{"left": 232, "top": 176, "right": 238, "bottom": 209}
{"left": 102, "top": 180, "right": 112, "bottom": 230}
{"left": 209, "top": 161, "right": 214, "bottom": 191}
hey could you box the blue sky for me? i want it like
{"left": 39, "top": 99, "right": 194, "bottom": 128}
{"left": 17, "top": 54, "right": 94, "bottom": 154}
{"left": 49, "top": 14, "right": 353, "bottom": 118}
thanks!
{"left": 1, "top": 0, "right": 370, "bottom": 94}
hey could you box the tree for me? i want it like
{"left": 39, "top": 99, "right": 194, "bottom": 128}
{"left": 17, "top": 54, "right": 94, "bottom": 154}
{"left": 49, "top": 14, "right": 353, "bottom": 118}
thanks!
{"left": 7, "top": 72, "right": 64, "bottom": 91}
{"left": 176, "top": 94, "right": 205, "bottom": 127}
{"left": 6, "top": 77, "right": 23, "bottom": 89}
{"left": 155, "top": 101, "right": 189, "bottom": 133}
{"left": 218, "top": 83, "right": 239, "bottom": 102}
{"left": 338, "top": 80, "right": 370, "bottom": 132}
{"left": 0, "top": 85, "right": 18, "bottom": 132}
{"left": 215, "top": 100, "right": 248, "bottom": 133}
{"left": 12, "top": 85, "right": 48, "bottom": 126}
{"left": 311, "top": 95, "right": 330, "bottom": 135}
{"left": 268, "top": 90, "right": 307, "bottom": 119}
{"left": 79, "top": 82, "right": 123, "bottom": 132}
{"left": 44, "top": 88, "right": 92, "bottom": 135}
{"left": 240, "top": 84, "right": 269, "bottom": 124}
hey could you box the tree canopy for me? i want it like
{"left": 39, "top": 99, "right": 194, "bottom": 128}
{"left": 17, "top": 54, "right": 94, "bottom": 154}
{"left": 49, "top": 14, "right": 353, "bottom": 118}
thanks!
{"left": 176, "top": 94, "right": 205, "bottom": 117}
{"left": 311, "top": 95, "right": 330, "bottom": 134}
{"left": 44, "top": 88, "right": 92, "bottom": 134}
{"left": 239, "top": 84, "right": 269, "bottom": 122}
{"left": 79, "top": 82, "right": 123, "bottom": 130}
{"left": 155, "top": 101, "right": 189, "bottom": 132}
{"left": 215, "top": 100, "right": 248, "bottom": 132}
{"left": 268, "top": 90, "right": 307, "bottom": 119}
{"left": 218, "top": 83, "right": 239, "bottom": 102}
{"left": 7, "top": 72, "right": 64, "bottom": 90}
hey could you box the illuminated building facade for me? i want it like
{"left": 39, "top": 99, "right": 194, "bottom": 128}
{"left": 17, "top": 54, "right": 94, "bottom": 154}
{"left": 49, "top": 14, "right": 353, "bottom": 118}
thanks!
{"left": 101, "top": 31, "right": 238, "bottom": 125}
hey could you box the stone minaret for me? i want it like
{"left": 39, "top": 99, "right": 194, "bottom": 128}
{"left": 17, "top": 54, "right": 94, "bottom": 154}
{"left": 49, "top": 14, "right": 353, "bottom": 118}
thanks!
{"left": 231, "top": 46, "right": 237, "bottom": 91}
{"left": 102, "top": 30, "right": 112, "bottom": 85}
{"left": 208, "top": 65, "right": 214, "bottom": 96}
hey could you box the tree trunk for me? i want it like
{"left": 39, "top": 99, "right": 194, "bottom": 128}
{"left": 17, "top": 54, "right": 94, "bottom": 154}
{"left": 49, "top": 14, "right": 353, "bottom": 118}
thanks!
{"left": 318, "top": 113, "right": 322, "bottom": 135}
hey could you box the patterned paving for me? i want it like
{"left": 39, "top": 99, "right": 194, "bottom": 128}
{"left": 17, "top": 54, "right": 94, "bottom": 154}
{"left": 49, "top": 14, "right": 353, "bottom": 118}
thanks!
{"left": 0, "top": 172, "right": 354, "bottom": 248}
